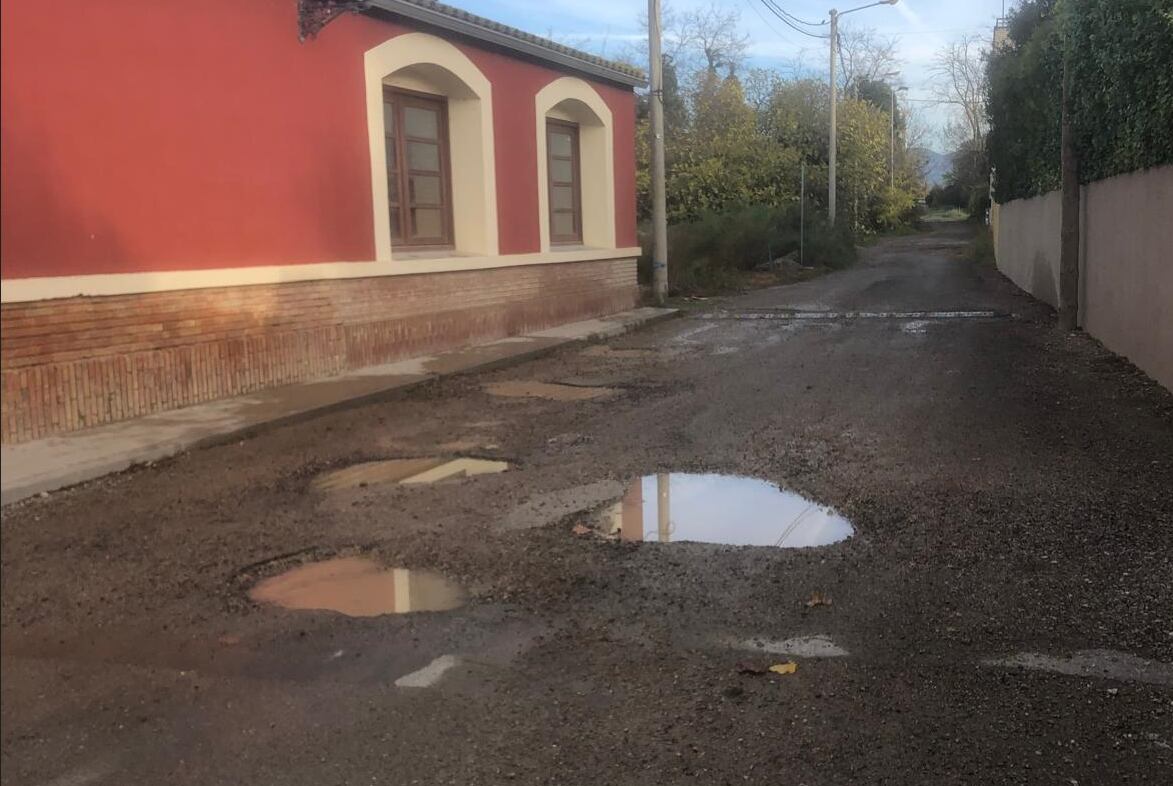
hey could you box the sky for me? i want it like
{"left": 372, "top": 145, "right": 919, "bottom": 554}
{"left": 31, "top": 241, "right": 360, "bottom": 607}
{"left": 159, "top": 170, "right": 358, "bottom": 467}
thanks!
{"left": 455, "top": 0, "right": 1010, "bottom": 150}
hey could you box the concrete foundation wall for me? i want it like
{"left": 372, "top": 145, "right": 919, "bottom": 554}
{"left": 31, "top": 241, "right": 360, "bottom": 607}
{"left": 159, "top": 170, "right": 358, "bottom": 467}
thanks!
{"left": 994, "top": 164, "right": 1173, "bottom": 391}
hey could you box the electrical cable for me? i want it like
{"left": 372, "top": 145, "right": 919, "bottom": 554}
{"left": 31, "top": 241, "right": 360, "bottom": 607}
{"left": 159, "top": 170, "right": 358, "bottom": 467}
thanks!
{"left": 757, "top": 0, "right": 830, "bottom": 39}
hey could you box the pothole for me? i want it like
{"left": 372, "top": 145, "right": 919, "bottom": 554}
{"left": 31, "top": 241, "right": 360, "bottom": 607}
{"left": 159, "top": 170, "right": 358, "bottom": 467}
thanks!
{"left": 249, "top": 557, "right": 466, "bottom": 617}
{"left": 485, "top": 380, "right": 618, "bottom": 401}
{"left": 595, "top": 473, "right": 854, "bottom": 547}
{"left": 312, "top": 457, "right": 509, "bottom": 492}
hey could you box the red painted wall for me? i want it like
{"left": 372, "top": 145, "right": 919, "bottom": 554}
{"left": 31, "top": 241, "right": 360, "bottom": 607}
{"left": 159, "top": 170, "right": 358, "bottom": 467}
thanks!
{"left": 0, "top": 0, "right": 638, "bottom": 280}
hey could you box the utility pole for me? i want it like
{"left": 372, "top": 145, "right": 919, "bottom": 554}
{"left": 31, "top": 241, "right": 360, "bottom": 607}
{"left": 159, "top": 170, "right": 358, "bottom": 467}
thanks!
{"left": 828, "top": 9, "right": 839, "bottom": 225}
{"left": 827, "top": 1, "right": 898, "bottom": 226}
{"left": 656, "top": 473, "right": 671, "bottom": 543}
{"left": 890, "top": 85, "right": 906, "bottom": 189}
{"left": 1058, "top": 45, "right": 1080, "bottom": 330}
{"left": 648, "top": 0, "right": 669, "bottom": 304}
{"left": 800, "top": 161, "right": 806, "bottom": 266}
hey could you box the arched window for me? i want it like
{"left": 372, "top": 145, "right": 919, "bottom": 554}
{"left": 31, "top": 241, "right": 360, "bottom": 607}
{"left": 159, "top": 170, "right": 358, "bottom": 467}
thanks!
{"left": 534, "top": 78, "right": 616, "bottom": 252}
{"left": 364, "top": 33, "right": 497, "bottom": 260}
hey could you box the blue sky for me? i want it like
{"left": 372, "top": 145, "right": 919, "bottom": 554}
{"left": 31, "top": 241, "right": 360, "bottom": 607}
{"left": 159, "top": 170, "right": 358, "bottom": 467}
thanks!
{"left": 455, "top": 0, "right": 1009, "bottom": 149}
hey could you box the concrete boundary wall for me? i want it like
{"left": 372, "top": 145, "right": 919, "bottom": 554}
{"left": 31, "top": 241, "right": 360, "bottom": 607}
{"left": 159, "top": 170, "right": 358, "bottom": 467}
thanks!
{"left": 994, "top": 164, "right": 1173, "bottom": 391}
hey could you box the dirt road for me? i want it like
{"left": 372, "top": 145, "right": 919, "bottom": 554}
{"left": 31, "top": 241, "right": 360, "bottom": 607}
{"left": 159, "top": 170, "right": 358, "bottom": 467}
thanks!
{"left": 3, "top": 221, "right": 1171, "bottom": 785}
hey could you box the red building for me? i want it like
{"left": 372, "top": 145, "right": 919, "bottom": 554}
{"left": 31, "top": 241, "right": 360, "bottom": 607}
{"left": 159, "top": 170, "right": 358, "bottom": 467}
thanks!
{"left": 0, "top": 0, "right": 643, "bottom": 444}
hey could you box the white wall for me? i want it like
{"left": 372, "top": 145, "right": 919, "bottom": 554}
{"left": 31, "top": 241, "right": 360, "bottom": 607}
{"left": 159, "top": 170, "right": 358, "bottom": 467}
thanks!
{"left": 993, "top": 188, "right": 1062, "bottom": 308}
{"left": 994, "top": 164, "right": 1173, "bottom": 391}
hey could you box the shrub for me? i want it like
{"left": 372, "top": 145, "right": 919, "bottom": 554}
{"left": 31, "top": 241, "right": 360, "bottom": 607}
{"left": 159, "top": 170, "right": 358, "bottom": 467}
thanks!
{"left": 638, "top": 204, "right": 857, "bottom": 294}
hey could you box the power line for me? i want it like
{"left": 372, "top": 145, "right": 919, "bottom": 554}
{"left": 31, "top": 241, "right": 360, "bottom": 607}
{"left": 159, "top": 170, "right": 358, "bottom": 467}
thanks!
{"left": 767, "top": 1, "right": 828, "bottom": 29}
{"left": 757, "top": 0, "right": 830, "bottom": 39}
{"left": 764, "top": 1, "right": 830, "bottom": 36}
{"left": 740, "top": 0, "right": 806, "bottom": 50}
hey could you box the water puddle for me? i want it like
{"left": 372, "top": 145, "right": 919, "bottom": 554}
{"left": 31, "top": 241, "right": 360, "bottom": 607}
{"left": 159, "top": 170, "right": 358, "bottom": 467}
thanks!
{"left": 485, "top": 380, "right": 617, "bottom": 401}
{"left": 599, "top": 473, "right": 854, "bottom": 547}
{"left": 250, "top": 557, "right": 466, "bottom": 617}
{"left": 313, "top": 457, "right": 509, "bottom": 491}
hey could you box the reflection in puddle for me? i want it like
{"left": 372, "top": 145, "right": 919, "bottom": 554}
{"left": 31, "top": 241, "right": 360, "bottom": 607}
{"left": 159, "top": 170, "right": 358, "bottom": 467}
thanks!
{"left": 313, "top": 457, "right": 509, "bottom": 491}
{"left": 602, "top": 474, "right": 853, "bottom": 547}
{"left": 250, "top": 557, "right": 466, "bottom": 617}
{"left": 485, "top": 380, "right": 617, "bottom": 401}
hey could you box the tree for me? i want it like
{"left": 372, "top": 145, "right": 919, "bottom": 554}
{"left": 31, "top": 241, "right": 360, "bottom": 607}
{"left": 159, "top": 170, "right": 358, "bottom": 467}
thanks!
{"left": 854, "top": 78, "right": 905, "bottom": 135}
{"left": 674, "top": 3, "right": 749, "bottom": 76}
{"left": 836, "top": 98, "right": 892, "bottom": 228}
{"left": 836, "top": 26, "right": 900, "bottom": 95}
{"left": 945, "top": 141, "right": 991, "bottom": 217}
{"left": 743, "top": 67, "right": 783, "bottom": 114}
{"left": 930, "top": 34, "right": 989, "bottom": 151}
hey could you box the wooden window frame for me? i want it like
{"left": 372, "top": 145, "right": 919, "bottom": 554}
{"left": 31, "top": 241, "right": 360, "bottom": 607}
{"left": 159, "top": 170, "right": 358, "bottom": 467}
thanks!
{"left": 546, "top": 119, "right": 583, "bottom": 245}
{"left": 383, "top": 86, "right": 455, "bottom": 250}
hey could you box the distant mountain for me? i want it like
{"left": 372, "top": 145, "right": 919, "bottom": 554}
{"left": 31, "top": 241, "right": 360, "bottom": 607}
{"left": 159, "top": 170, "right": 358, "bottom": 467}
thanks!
{"left": 912, "top": 148, "right": 951, "bottom": 188}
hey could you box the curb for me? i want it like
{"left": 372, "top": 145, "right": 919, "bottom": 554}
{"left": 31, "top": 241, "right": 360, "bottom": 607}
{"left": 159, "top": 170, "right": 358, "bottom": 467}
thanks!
{"left": 1, "top": 308, "right": 679, "bottom": 506}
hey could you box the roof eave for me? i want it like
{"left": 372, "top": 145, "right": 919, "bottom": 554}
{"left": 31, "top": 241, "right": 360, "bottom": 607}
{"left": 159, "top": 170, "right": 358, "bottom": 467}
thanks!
{"left": 364, "top": 0, "right": 646, "bottom": 88}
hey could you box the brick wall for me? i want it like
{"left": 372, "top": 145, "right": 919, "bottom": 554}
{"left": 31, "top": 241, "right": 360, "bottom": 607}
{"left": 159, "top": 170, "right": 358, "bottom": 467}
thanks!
{"left": 1, "top": 258, "right": 638, "bottom": 443}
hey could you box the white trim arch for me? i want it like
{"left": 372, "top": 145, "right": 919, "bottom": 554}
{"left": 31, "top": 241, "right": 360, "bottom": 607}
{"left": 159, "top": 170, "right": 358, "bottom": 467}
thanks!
{"left": 534, "top": 77, "right": 616, "bottom": 252}
{"left": 364, "top": 32, "right": 498, "bottom": 260}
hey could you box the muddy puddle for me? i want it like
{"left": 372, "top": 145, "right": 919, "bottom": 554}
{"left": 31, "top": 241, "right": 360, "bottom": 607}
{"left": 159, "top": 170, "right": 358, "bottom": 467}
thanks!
{"left": 598, "top": 473, "right": 853, "bottom": 547}
{"left": 313, "top": 457, "right": 509, "bottom": 491}
{"left": 250, "top": 557, "right": 466, "bottom": 617}
{"left": 485, "top": 380, "right": 617, "bottom": 401}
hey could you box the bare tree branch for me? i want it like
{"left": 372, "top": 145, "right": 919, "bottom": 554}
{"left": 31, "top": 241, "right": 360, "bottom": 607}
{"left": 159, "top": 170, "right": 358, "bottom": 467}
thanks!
{"left": 836, "top": 25, "right": 901, "bottom": 95}
{"left": 930, "top": 34, "right": 989, "bottom": 151}
{"left": 674, "top": 3, "right": 749, "bottom": 76}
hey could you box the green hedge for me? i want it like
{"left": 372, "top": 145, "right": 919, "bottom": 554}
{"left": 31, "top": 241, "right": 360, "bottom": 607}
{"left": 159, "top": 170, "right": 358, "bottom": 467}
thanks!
{"left": 988, "top": 0, "right": 1173, "bottom": 202}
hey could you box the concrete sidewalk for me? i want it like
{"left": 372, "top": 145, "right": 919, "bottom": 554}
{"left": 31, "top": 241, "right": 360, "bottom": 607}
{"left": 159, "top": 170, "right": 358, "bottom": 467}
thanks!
{"left": 1, "top": 307, "right": 675, "bottom": 505}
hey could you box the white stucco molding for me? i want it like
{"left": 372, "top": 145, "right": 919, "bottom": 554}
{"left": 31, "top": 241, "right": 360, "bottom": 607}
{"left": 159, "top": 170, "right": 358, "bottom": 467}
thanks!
{"left": 534, "top": 77, "right": 616, "bottom": 253}
{"left": 365, "top": 32, "right": 498, "bottom": 259}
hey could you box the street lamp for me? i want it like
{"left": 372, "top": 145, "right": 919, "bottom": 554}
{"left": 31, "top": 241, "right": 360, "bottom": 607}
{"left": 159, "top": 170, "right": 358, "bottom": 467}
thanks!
{"left": 828, "top": 0, "right": 899, "bottom": 224}
{"left": 880, "top": 73, "right": 909, "bottom": 190}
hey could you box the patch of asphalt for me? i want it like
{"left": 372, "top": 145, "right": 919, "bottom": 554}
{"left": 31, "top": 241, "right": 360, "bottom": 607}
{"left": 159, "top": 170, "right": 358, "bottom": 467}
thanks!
{"left": 394, "top": 654, "right": 460, "bottom": 688}
{"left": 985, "top": 649, "right": 1173, "bottom": 687}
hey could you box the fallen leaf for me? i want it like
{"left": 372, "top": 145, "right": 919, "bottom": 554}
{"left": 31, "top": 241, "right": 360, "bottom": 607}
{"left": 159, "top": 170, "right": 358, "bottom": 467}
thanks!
{"left": 805, "top": 592, "right": 833, "bottom": 608}
{"left": 768, "top": 662, "right": 798, "bottom": 675}
{"left": 571, "top": 524, "right": 593, "bottom": 537}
